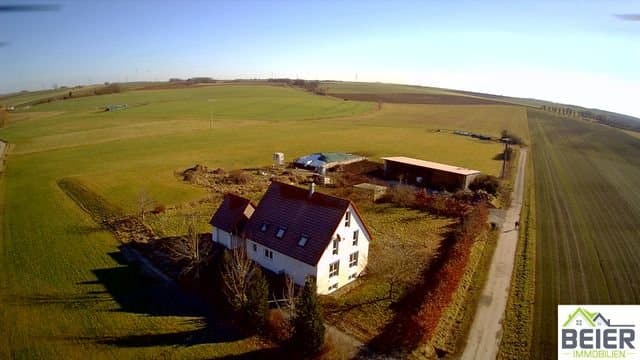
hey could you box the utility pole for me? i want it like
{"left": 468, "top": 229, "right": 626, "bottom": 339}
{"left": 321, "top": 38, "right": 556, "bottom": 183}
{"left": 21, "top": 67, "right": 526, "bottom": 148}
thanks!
{"left": 501, "top": 141, "right": 510, "bottom": 179}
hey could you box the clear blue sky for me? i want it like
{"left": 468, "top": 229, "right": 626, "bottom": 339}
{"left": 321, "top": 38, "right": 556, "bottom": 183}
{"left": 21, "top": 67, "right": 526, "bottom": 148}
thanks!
{"left": 1, "top": 0, "right": 639, "bottom": 117}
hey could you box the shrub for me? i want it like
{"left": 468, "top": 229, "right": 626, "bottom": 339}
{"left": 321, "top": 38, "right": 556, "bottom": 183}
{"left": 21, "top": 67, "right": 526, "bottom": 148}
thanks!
{"left": 227, "top": 170, "right": 250, "bottom": 184}
{"left": 151, "top": 204, "right": 166, "bottom": 214}
{"left": 94, "top": 83, "right": 122, "bottom": 95}
{"left": 292, "top": 277, "right": 325, "bottom": 354}
{"left": 469, "top": 175, "right": 500, "bottom": 195}
{"left": 266, "top": 309, "right": 292, "bottom": 343}
{"left": 501, "top": 129, "right": 524, "bottom": 145}
{"left": 244, "top": 268, "right": 269, "bottom": 333}
{"left": 387, "top": 185, "right": 416, "bottom": 207}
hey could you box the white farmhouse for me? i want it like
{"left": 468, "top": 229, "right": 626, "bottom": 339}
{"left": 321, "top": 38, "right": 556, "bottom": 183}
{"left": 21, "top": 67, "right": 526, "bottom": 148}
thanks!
{"left": 209, "top": 193, "right": 255, "bottom": 249}
{"left": 210, "top": 181, "right": 372, "bottom": 295}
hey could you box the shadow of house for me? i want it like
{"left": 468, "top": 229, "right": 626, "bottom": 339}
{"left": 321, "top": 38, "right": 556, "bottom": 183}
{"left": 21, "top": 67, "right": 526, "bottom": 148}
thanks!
{"left": 74, "top": 248, "right": 246, "bottom": 348}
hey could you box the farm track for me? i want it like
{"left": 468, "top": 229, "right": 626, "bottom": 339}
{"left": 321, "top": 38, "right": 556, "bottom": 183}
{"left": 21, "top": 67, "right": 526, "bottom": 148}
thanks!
{"left": 530, "top": 110, "right": 640, "bottom": 359}
{"left": 461, "top": 147, "right": 527, "bottom": 360}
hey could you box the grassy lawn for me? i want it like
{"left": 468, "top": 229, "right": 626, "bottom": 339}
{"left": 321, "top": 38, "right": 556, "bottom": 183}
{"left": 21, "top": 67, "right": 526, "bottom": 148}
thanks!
{"left": 322, "top": 200, "right": 453, "bottom": 343}
{"left": 0, "top": 83, "right": 527, "bottom": 358}
{"left": 528, "top": 110, "right": 640, "bottom": 359}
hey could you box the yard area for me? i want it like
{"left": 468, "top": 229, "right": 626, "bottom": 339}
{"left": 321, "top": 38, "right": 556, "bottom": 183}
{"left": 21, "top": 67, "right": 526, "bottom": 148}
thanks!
{"left": 0, "top": 83, "right": 526, "bottom": 358}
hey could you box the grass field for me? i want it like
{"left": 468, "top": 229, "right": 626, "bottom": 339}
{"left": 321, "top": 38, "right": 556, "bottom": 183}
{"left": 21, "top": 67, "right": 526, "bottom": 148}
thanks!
{"left": 528, "top": 110, "right": 640, "bottom": 359}
{"left": 0, "top": 84, "right": 527, "bottom": 358}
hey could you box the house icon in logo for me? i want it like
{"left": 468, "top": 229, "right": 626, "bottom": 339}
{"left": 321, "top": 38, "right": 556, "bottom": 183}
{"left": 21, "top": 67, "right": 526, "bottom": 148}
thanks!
{"left": 563, "top": 307, "right": 634, "bottom": 328}
{"left": 563, "top": 307, "right": 597, "bottom": 327}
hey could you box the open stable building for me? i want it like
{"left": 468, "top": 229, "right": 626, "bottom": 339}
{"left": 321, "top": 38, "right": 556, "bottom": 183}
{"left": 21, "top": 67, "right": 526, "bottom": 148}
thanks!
{"left": 382, "top": 156, "right": 480, "bottom": 191}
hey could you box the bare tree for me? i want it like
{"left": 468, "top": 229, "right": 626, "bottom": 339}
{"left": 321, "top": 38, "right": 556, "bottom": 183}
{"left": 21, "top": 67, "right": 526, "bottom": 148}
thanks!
{"left": 368, "top": 240, "right": 423, "bottom": 300}
{"left": 283, "top": 273, "right": 298, "bottom": 312}
{"left": 222, "top": 246, "right": 256, "bottom": 311}
{"left": 164, "top": 213, "right": 209, "bottom": 279}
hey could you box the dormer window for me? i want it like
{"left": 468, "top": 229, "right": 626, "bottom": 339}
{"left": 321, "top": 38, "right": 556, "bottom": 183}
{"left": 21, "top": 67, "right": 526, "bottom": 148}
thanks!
{"left": 275, "top": 226, "right": 287, "bottom": 239}
{"left": 345, "top": 210, "right": 351, "bottom": 227}
{"left": 260, "top": 222, "right": 269, "bottom": 232}
{"left": 298, "top": 234, "right": 309, "bottom": 247}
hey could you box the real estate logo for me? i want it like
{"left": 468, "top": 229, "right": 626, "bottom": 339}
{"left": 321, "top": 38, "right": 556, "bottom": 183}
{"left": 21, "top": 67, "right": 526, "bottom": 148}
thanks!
{"left": 559, "top": 305, "right": 639, "bottom": 359}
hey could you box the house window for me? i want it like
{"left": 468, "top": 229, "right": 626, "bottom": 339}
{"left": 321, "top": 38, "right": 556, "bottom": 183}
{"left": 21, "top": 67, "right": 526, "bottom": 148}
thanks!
{"left": 328, "top": 283, "right": 338, "bottom": 291}
{"left": 298, "top": 234, "right": 309, "bottom": 247}
{"left": 260, "top": 222, "right": 269, "bottom": 232}
{"left": 345, "top": 210, "right": 351, "bottom": 227}
{"left": 349, "top": 252, "right": 358, "bottom": 267}
{"left": 332, "top": 238, "right": 339, "bottom": 255}
{"left": 352, "top": 230, "right": 359, "bottom": 246}
{"left": 252, "top": 243, "right": 257, "bottom": 252}
{"left": 264, "top": 249, "right": 273, "bottom": 259}
{"left": 329, "top": 261, "right": 339, "bottom": 277}
{"left": 275, "top": 226, "right": 287, "bottom": 239}
{"left": 576, "top": 319, "right": 582, "bottom": 326}
{"left": 348, "top": 273, "right": 357, "bottom": 280}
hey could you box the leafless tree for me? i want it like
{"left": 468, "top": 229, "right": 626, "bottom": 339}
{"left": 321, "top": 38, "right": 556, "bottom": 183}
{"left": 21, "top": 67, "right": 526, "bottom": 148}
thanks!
{"left": 368, "top": 240, "right": 423, "bottom": 300}
{"left": 222, "top": 246, "right": 256, "bottom": 311}
{"left": 163, "top": 213, "right": 210, "bottom": 279}
{"left": 283, "top": 273, "right": 298, "bottom": 312}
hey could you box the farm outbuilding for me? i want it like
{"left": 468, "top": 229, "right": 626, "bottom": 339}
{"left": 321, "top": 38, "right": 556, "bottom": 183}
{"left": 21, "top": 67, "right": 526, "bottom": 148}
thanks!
{"left": 294, "top": 152, "right": 365, "bottom": 173}
{"left": 382, "top": 156, "right": 480, "bottom": 191}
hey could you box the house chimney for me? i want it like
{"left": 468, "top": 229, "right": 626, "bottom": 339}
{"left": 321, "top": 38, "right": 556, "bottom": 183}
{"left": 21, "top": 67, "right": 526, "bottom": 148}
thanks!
{"left": 308, "top": 182, "right": 316, "bottom": 197}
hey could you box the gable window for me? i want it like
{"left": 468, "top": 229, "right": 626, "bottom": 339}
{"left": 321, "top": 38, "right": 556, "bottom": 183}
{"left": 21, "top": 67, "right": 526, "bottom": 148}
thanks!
{"left": 260, "top": 222, "right": 269, "bottom": 232}
{"left": 345, "top": 210, "right": 351, "bottom": 227}
{"left": 349, "top": 252, "right": 359, "bottom": 267}
{"left": 252, "top": 243, "right": 257, "bottom": 252}
{"left": 329, "top": 261, "right": 339, "bottom": 277}
{"left": 352, "top": 230, "right": 359, "bottom": 246}
{"left": 264, "top": 249, "right": 273, "bottom": 259}
{"left": 332, "top": 238, "right": 339, "bottom": 255}
{"left": 298, "top": 234, "right": 309, "bottom": 247}
{"left": 576, "top": 319, "right": 582, "bottom": 326}
{"left": 275, "top": 226, "right": 287, "bottom": 239}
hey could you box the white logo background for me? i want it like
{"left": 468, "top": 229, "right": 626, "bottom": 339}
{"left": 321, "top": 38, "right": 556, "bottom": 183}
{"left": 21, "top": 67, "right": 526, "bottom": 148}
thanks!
{"left": 558, "top": 305, "right": 640, "bottom": 360}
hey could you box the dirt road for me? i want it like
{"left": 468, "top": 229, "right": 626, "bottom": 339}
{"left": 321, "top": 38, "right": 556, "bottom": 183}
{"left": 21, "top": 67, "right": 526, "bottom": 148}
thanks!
{"left": 460, "top": 148, "right": 527, "bottom": 360}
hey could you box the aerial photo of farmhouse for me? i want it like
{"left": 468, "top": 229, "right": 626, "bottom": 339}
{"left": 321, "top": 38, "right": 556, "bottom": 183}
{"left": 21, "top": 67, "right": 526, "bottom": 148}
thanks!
{"left": 1, "top": 1, "right": 639, "bottom": 359}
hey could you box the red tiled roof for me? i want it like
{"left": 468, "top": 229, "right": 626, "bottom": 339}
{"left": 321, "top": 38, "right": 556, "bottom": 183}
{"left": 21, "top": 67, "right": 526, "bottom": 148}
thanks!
{"left": 209, "top": 193, "right": 255, "bottom": 234}
{"left": 244, "top": 181, "right": 371, "bottom": 266}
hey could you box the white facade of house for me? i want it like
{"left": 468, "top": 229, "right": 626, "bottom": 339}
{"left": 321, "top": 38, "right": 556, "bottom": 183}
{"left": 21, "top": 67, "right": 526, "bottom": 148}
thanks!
{"left": 315, "top": 205, "right": 370, "bottom": 294}
{"left": 211, "top": 226, "right": 244, "bottom": 249}
{"left": 245, "top": 238, "right": 317, "bottom": 286}
{"left": 244, "top": 204, "right": 370, "bottom": 295}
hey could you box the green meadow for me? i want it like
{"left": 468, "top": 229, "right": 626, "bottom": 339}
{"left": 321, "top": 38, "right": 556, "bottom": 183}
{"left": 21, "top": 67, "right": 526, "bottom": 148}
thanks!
{"left": 0, "top": 84, "right": 526, "bottom": 358}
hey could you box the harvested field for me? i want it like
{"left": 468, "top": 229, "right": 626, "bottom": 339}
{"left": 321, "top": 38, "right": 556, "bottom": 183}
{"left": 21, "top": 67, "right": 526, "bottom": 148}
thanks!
{"left": 331, "top": 93, "right": 506, "bottom": 105}
{"left": 529, "top": 110, "right": 640, "bottom": 359}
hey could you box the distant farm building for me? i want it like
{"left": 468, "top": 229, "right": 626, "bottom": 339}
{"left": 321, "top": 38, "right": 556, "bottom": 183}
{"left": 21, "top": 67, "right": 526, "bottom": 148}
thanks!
{"left": 382, "top": 156, "right": 480, "bottom": 191}
{"left": 210, "top": 181, "right": 372, "bottom": 294}
{"left": 105, "top": 104, "right": 128, "bottom": 112}
{"left": 294, "top": 152, "right": 365, "bottom": 173}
